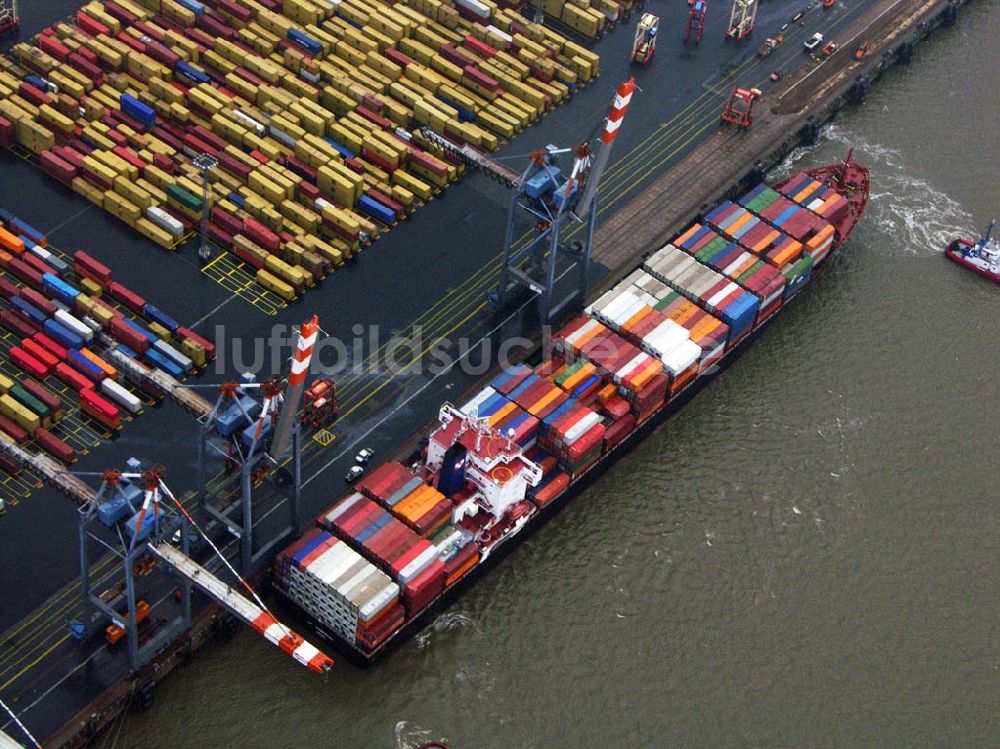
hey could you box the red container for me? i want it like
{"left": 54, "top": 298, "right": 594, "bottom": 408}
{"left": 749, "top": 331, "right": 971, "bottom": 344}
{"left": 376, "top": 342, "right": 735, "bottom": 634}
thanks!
{"left": 402, "top": 559, "right": 446, "bottom": 614}
{"left": 366, "top": 188, "right": 404, "bottom": 216}
{"left": 355, "top": 603, "right": 404, "bottom": 650}
{"left": 211, "top": 206, "right": 243, "bottom": 236}
{"left": 0, "top": 116, "right": 13, "bottom": 148}
{"left": 104, "top": 1, "right": 139, "bottom": 25}
{"left": 37, "top": 35, "right": 72, "bottom": 62}
{"left": 21, "top": 252, "right": 57, "bottom": 278}
{"left": 383, "top": 48, "right": 415, "bottom": 68}
{"left": 40, "top": 151, "right": 77, "bottom": 185}
{"left": 112, "top": 146, "right": 148, "bottom": 171}
{"left": 217, "top": 151, "right": 252, "bottom": 181}
{"left": 234, "top": 66, "right": 265, "bottom": 87}
{"left": 462, "top": 65, "right": 499, "bottom": 93}
{"left": 0, "top": 277, "right": 17, "bottom": 300}
{"left": 357, "top": 461, "right": 411, "bottom": 501}
{"left": 390, "top": 539, "right": 433, "bottom": 578}
{"left": 21, "top": 288, "right": 57, "bottom": 317}
{"left": 20, "top": 339, "right": 59, "bottom": 370}
{"left": 177, "top": 325, "right": 215, "bottom": 359}
{"left": 284, "top": 155, "right": 317, "bottom": 183}
{"left": 55, "top": 145, "right": 85, "bottom": 170}
{"left": 108, "top": 281, "right": 145, "bottom": 312}
{"left": 116, "top": 31, "right": 146, "bottom": 53}
{"left": 440, "top": 44, "right": 475, "bottom": 68}
{"left": 67, "top": 53, "right": 104, "bottom": 84}
{"left": 109, "top": 316, "right": 150, "bottom": 354}
{"left": 75, "top": 10, "right": 110, "bottom": 36}
{"left": 355, "top": 106, "right": 391, "bottom": 130}
{"left": 412, "top": 497, "right": 451, "bottom": 536}
{"left": 54, "top": 362, "right": 94, "bottom": 392}
{"left": 0, "top": 311, "right": 40, "bottom": 338}
{"left": 242, "top": 217, "right": 280, "bottom": 253}
{"left": 603, "top": 413, "right": 635, "bottom": 452}
{"left": 73, "top": 250, "right": 112, "bottom": 287}
{"left": 0, "top": 414, "right": 29, "bottom": 444}
{"left": 80, "top": 388, "right": 121, "bottom": 429}
{"left": 34, "top": 427, "right": 75, "bottom": 463}
{"left": 189, "top": 125, "right": 228, "bottom": 152}
{"left": 33, "top": 332, "right": 68, "bottom": 361}
{"left": 197, "top": 14, "right": 235, "bottom": 39}
{"left": 463, "top": 35, "right": 497, "bottom": 58}
{"left": 10, "top": 346, "right": 50, "bottom": 378}
{"left": 18, "top": 82, "right": 52, "bottom": 107}
{"left": 297, "top": 181, "right": 320, "bottom": 202}
{"left": 208, "top": 223, "right": 235, "bottom": 250}
{"left": 8, "top": 258, "right": 44, "bottom": 290}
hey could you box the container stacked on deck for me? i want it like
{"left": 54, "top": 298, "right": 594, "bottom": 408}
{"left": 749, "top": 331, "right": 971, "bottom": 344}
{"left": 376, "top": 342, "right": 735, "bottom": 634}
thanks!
{"left": 459, "top": 383, "right": 540, "bottom": 449}
{"left": 0, "top": 209, "right": 204, "bottom": 464}
{"left": 0, "top": 0, "right": 599, "bottom": 299}
{"left": 312, "top": 475, "right": 480, "bottom": 645}
{"left": 523, "top": 0, "right": 639, "bottom": 38}
{"left": 773, "top": 175, "right": 850, "bottom": 228}
{"left": 673, "top": 224, "right": 787, "bottom": 322}
{"left": 274, "top": 527, "right": 403, "bottom": 651}
{"left": 355, "top": 461, "right": 453, "bottom": 536}
{"left": 730, "top": 187, "right": 835, "bottom": 266}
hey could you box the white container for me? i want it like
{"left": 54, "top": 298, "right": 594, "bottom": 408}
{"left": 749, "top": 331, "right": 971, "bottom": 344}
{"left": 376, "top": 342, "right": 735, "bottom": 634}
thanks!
{"left": 101, "top": 378, "right": 142, "bottom": 414}
{"left": 153, "top": 339, "right": 193, "bottom": 372}
{"left": 455, "top": 0, "right": 490, "bottom": 20}
{"left": 146, "top": 206, "right": 184, "bottom": 238}
{"left": 54, "top": 309, "right": 93, "bottom": 342}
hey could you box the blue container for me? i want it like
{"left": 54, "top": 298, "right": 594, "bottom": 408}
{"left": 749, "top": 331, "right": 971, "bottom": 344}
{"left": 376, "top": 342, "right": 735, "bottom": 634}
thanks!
{"left": 322, "top": 137, "right": 355, "bottom": 160}
{"left": 43, "top": 319, "right": 84, "bottom": 350}
{"left": 525, "top": 165, "right": 561, "bottom": 199}
{"left": 552, "top": 179, "right": 577, "bottom": 210}
{"left": 716, "top": 292, "right": 759, "bottom": 338}
{"left": 227, "top": 192, "right": 245, "bottom": 209}
{"left": 773, "top": 204, "right": 799, "bottom": 227}
{"left": 437, "top": 95, "right": 475, "bottom": 122}
{"left": 153, "top": 340, "right": 192, "bottom": 371}
{"left": 25, "top": 74, "right": 49, "bottom": 91}
{"left": 120, "top": 93, "right": 156, "bottom": 127}
{"left": 174, "top": 61, "right": 211, "bottom": 85}
{"left": 117, "top": 344, "right": 139, "bottom": 360}
{"left": 67, "top": 349, "right": 104, "bottom": 381}
{"left": 292, "top": 530, "right": 332, "bottom": 565}
{"left": 9, "top": 218, "right": 45, "bottom": 247}
{"left": 11, "top": 297, "right": 48, "bottom": 325}
{"left": 215, "top": 394, "right": 260, "bottom": 438}
{"left": 542, "top": 399, "right": 575, "bottom": 429}
{"left": 730, "top": 215, "right": 760, "bottom": 239}
{"left": 175, "top": 0, "right": 205, "bottom": 15}
{"left": 241, "top": 414, "right": 271, "bottom": 451}
{"left": 571, "top": 374, "right": 601, "bottom": 399}
{"left": 680, "top": 225, "right": 713, "bottom": 250}
{"left": 358, "top": 195, "right": 396, "bottom": 224}
{"left": 42, "top": 273, "right": 80, "bottom": 305}
{"left": 97, "top": 494, "right": 131, "bottom": 526}
{"left": 144, "top": 348, "right": 183, "bottom": 378}
{"left": 122, "top": 317, "right": 156, "bottom": 343}
{"left": 509, "top": 373, "right": 542, "bottom": 401}
{"left": 287, "top": 28, "right": 322, "bottom": 55}
{"left": 0, "top": 207, "right": 12, "bottom": 224}
{"left": 355, "top": 513, "right": 390, "bottom": 543}
{"left": 704, "top": 201, "right": 736, "bottom": 225}
{"left": 125, "top": 510, "right": 157, "bottom": 541}
{"left": 489, "top": 363, "right": 529, "bottom": 392}
{"left": 142, "top": 303, "right": 180, "bottom": 333}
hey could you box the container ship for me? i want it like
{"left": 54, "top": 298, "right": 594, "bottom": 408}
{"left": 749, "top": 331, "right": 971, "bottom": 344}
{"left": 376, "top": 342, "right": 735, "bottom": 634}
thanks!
{"left": 273, "top": 152, "right": 871, "bottom": 661}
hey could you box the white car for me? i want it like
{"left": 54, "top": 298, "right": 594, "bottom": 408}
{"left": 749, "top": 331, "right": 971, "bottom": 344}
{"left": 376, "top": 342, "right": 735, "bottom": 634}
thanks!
{"left": 355, "top": 447, "right": 375, "bottom": 465}
{"left": 345, "top": 465, "right": 365, "bottom": 483}
{"left": 804, "top": 32, "right": 824, "bottom": 52}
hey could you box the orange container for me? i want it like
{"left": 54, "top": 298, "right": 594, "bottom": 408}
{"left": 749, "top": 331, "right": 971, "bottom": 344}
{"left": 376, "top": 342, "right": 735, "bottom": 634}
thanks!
{"left": 79, "top": 348, "right": 118, "bottom": 380}
{"left": 0, "top": 228, "right": 25, "bottom": 254}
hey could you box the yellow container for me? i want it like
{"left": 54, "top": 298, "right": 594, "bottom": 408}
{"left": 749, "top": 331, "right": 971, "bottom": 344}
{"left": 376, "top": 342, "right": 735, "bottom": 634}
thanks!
{"left": 256, "top": 268, "right": 296, "bottom": 300}
{"left": 135, "top": 217, "right": 176, "bottom": 249}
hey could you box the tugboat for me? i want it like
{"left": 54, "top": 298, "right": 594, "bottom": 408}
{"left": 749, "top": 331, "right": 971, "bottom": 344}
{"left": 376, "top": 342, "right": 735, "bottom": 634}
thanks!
{"left": 944, "top": 219, "right": 1000, "bottom": 284}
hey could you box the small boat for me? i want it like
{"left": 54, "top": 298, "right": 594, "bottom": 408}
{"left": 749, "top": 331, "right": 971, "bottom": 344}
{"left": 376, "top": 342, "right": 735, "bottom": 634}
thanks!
{"left": 944, "top": 219, "right": 1000, "bottom": 284}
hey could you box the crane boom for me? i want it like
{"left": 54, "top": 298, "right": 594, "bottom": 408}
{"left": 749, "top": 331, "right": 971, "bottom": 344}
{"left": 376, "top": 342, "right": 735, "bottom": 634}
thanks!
{"left": 148, "top": 542, "right": 334, "bottom": 673}
{"left": 575, "top": 77, "right": 637, "bottom": 220}
{"left": 269, "top": 315, "right": 319, "bottom": 459}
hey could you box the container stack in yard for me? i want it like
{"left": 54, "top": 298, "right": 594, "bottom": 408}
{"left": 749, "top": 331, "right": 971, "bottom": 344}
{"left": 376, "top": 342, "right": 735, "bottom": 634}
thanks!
{"left": 274, "top": 157, "right": 871, "bottom": 661}
{"left": 0, "top": 207, "right": 209, "bottom": 467}
{"left": 0, "top": 0, "right": 601, "bottom": 299}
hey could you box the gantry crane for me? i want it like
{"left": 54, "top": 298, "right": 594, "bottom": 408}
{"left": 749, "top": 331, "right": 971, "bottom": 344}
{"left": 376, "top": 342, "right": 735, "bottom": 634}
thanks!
{"left": 0, "top": 0, "right": 18, "bottom": 35}
{"left": 685, "top": 0, "right": 707, "bottom": 45}
{"left": 70, "top": 461, "right": 333, "bottom": 675}
{"left": 180, "top": 316, "right": 322, "bottom": 574}
{"left": 726, "top": 0, "right": 758, "bottom": 41}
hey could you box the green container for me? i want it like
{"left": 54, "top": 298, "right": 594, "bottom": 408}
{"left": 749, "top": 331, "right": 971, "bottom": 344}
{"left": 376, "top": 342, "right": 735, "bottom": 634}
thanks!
{"left": 555, "top": 359, "right": 586, "bottom": 387}
{"left": 9, "top": 385, "right": 50, "bottom": 421}
{"left": 782, "top": 254, "right": 815, "bottom": 281}
{"left": 695, "top": 235, "right": 729, "bottom": 261}
{"left": 653, "top": 289, "right": 682, "bottom": 312}
{"left": 738, "top": 260, "right": 766, "bottom": 284}
{"left": 167, "top": 183, "right": 203, "bottom": 212}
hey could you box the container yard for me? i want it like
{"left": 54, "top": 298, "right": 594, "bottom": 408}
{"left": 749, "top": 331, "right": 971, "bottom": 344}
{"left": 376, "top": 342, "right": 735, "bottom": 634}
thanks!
{"left": 0, "top": 0, "right": 974, "bottom": 746}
